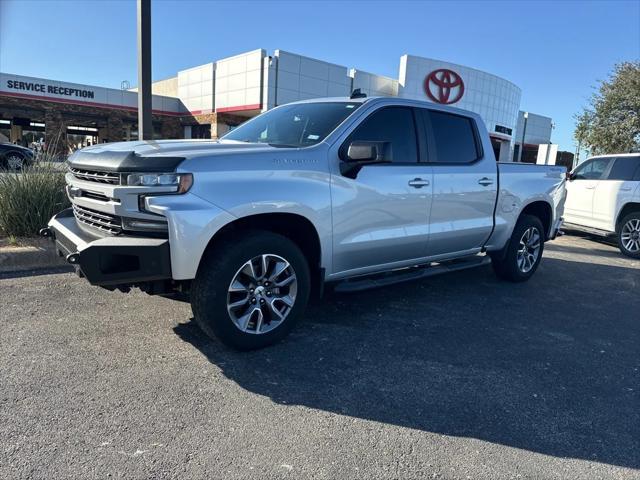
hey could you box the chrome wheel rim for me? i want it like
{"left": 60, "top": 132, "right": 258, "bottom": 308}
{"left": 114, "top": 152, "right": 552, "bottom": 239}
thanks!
{"left": 227, "top": 253, "right": 297, "bottom": 335}
{"left": 6, "top": 154, "right": 23, "bottom": 170}
{"left": 621, "top": 219, "right": 640, "bottom": 253}
{"left": 517, "top": 226, "right": 541, "bottom": 273}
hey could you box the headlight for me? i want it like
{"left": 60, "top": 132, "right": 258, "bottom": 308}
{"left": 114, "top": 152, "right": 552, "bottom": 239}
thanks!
{"left": 127, "top": 172, "right": 193, "bottom": 193}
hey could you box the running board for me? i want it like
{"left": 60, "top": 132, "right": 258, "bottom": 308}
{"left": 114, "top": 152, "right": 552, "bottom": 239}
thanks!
{"left": 333, "top": 255, "right": 492, "bottom": 293}
{"left": 562, "top": 222, "right": 615, "bottom": 238}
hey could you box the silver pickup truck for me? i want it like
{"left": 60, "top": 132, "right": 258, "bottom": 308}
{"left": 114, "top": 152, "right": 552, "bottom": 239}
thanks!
{"left": 43, "top": 96, "right": 566, "bottom": 350}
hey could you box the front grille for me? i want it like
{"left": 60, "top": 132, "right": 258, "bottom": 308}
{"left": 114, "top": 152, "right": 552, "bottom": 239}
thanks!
{"left": 72, "top": 204, "right": 122, "bottom": 235}
{"left": 70, "top": 168, "right": 120, "bottom": 185}
{"left": 80, "top": 190, "right": 111, "bottom": 202}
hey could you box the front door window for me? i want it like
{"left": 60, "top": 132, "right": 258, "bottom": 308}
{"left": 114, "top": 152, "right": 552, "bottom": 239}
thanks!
{"left": 573, "top": 158, "right": 611, "bottom": 180}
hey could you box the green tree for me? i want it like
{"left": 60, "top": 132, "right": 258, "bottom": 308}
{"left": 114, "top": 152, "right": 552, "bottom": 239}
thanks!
{"left": 574, "top": 62, "right": 640, "bottom": 155}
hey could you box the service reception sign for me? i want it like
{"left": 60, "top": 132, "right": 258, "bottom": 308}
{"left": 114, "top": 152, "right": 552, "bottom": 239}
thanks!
{"left": 0, "top": 72, "right": 183, "bottom": 114}
{"left": 5, "top": 78, "right": 96, "bottom": 99}
{"left": 0, "top": 73, "right": 107, "bottom": 105}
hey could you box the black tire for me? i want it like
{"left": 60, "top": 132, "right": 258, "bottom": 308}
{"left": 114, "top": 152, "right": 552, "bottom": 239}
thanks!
{"left": 191, "top": 230, "right": 311, "bottom": 350}
{"left": 617, "top": 212, "right": 640, "bottom": 259}
{"left": 491, "top": 214, "right": 545, "bottom": 282}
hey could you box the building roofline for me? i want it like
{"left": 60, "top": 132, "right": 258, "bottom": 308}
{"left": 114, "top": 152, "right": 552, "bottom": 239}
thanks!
{"left": 400, "top": 53, "right": 521, "bottom": 91}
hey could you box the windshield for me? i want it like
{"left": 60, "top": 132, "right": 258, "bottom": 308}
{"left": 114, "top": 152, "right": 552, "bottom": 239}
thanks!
{"left": 221, "top": 102, "right": 362, "bottom": 148}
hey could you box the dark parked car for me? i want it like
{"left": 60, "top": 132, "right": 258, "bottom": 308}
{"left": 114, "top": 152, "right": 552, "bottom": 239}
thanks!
{"left": 0, "top": 142, "right": 35, "bottom": 170}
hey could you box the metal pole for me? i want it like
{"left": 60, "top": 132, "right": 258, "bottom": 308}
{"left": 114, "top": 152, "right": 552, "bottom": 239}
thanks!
{"left": 137, "top": 0, "right": 152, "bottom": 140}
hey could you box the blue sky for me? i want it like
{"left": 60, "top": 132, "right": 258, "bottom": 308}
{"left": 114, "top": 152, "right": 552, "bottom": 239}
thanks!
{"left": 1, "top": 0, "right": 639, "bottom": 152}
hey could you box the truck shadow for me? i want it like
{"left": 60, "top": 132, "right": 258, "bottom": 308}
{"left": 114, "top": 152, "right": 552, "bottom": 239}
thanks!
{"left": 174, "top": 257, "right": 639, "bottom": 469}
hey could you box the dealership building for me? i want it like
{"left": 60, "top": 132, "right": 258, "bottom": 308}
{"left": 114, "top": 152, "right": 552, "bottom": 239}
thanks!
{"left": 0, "top": 48, "right": 555, "bottom": 161}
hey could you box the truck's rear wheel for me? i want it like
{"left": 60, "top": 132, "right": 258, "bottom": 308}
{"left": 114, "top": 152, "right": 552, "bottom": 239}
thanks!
{"left": 491, "top": 214, "right": 545, "bottom": 282}
{"left": 191, "top": 231, "right": 310, "bottom": 350}
{"left": 618, "top": 212, "right": 640, "bottom": 259}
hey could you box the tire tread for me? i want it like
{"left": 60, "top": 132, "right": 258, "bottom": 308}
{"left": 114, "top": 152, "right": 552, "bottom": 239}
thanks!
{"left": 191, "top": 230, "right": 310, "bottom": 350}
{"left": 491, "top": 214, "right": 545, "bottom": 282}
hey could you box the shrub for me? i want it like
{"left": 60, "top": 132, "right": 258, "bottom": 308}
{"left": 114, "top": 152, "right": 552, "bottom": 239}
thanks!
{"left": 0, "top": 162, "right": 70, "bottom": 237}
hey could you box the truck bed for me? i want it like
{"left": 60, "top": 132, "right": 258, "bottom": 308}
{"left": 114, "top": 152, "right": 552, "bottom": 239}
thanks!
{"left": 485, "top": 162, "right": 567, "bottom": 250}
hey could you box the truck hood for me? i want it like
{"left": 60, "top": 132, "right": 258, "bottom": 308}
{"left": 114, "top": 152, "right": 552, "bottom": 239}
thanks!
{"left": 68, "top": 139, "right": 284, "bottom": 173}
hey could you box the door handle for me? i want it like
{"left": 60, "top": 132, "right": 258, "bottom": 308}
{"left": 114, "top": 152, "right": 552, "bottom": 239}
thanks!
{"left": 585, "top": 185, "right": 596, "bottom": 189}
{"left": 478, "top": 177, "right": 494, "bottom": 186}
{"left": 621, "top": 187, "right": 632, "bottom": 191}
{"left": 408, "top": 178, "right": 430, "bottom": 188}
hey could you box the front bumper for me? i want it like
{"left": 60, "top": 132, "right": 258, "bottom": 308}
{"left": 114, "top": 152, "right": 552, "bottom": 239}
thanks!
{"left": 42, "top": 208, "right": 172, "bottom": 286}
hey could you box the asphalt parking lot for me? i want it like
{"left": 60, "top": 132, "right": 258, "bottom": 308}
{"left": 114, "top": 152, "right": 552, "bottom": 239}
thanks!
{"left": 1, "top": 233, "right": 638, "bottom": 480}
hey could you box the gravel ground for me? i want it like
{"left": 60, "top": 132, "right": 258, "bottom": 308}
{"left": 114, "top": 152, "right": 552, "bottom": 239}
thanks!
{"left": 0, "top": 234, "right": 638, "bottom": 480}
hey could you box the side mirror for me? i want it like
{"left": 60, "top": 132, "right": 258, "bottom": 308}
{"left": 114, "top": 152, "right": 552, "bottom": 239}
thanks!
{"left": 340, "top": 141, "right": 388, "bottom": 179}
{"left": 346, "top": 141, "right": 380, "bottom": 162}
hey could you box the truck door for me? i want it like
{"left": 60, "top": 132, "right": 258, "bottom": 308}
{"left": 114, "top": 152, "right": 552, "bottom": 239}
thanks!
{"left": 565, "top": 157, "right": 613, "bottom": 227}
{"left": 330, "top": 106, "right": 433, "bottom": 275}
{"left": 420, "top": 109, "right": 497, "bottom": 257}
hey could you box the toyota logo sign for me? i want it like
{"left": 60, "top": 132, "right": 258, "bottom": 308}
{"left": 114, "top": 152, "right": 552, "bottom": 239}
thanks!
{"left": 424, "top": 69, "right": 465, "bottom": 104}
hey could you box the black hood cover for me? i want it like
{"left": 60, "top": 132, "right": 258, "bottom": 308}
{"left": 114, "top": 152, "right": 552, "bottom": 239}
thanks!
{"left": 68, "top": 150, "right": 185, "bottom": 173}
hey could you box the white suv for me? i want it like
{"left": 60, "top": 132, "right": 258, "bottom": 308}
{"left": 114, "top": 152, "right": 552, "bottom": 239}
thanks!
{"left": 565, "top": 153, "right": 640, "bottom": 258}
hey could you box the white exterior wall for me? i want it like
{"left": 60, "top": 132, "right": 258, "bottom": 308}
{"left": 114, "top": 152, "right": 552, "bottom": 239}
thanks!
{"left": 270, "top": 50, "right": 351, "bottom": 106}
{"left": 149, "top": 77, "right": 178, "bottom": 98}
{"left": 214, "top": 49, "right": 264, "bottom": 112}
{"left": 536, "top": 144, "right": 558, "bottom": 165}
{"left": 514, "top": 111, "right": 553, "bottom": 145}
{"left": 262, "top": 56, "right": 277, "bottom": 111}
{"left": 350, "top": 69, "right": 398, "bottom": 97}
{"left": 177, "top": 63, "right": 214, "bottom": 114}
{"left": 130, "top": 77, "right": 178, "bottom": 98}
{"left": 398, "top": 55, "right": 522, "bottom": 142}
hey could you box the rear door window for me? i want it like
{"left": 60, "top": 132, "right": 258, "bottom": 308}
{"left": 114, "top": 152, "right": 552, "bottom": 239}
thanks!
{"left": 425, "top": 110, "right": 480, "bottom": 164}
{"left": 605, "top": 157, "right": 640, "bottom": 181}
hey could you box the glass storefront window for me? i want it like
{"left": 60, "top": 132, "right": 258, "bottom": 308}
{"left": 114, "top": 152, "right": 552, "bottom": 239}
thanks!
{"left": 127, "top": 124, "right": 162, "bottom": 140}
{"left": 191, "top": 124, "right": 211, "bottom": 139}
{"left": 67, "top": 125, "right": 99, "bottom": 153}
{"left": 0, "top": 128, "right": 10, "bottom": 143}
{"left": 21, "top": 122, "right": 45, "bottom": 149}
{"left": 0, "top": 119, "right": 11, "bottom": 142}
{"left": 22, "top": 130, "right": 46, "bottom": 148}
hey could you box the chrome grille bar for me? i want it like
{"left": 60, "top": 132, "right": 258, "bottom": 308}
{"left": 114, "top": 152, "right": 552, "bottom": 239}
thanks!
{"left": 70, "top": 168, "right": 120, "bottom": 185}
{"left": 72, "top": 204, "right": 122, "bottom": 235}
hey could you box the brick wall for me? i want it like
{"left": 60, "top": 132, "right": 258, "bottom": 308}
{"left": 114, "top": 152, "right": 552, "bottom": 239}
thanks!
{"left": 189, "top": 111, "right": 249, "bottom": 139}
{"left": 0, "top": 94, "right": 190, "bottom": 155}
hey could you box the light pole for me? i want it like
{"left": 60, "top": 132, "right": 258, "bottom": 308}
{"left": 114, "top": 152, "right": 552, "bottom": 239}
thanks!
{"left": 517, "top": 111, "right": 528, "bottom": 163}
{"left": 137, "top": 0, "right": 152, "bottom": 140}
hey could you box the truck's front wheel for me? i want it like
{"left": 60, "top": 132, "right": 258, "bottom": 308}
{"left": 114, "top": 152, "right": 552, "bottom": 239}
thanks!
{"left": 191, "top": 231, "right": 310, "bottom": 350}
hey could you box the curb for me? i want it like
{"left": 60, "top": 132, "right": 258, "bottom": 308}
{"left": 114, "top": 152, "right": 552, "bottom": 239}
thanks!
{"left": 0, "top": 238, "right": 67, "bottom": 274}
